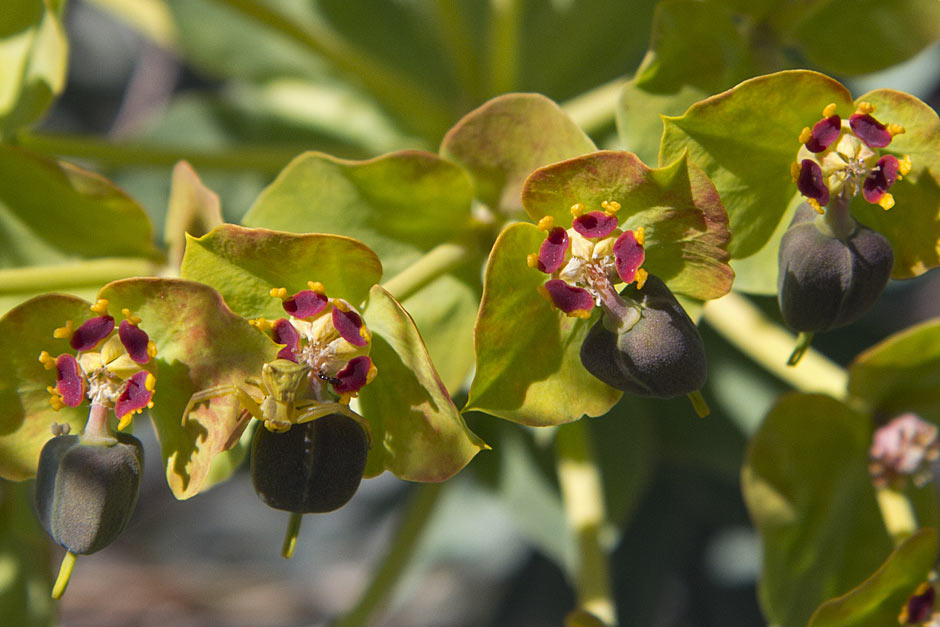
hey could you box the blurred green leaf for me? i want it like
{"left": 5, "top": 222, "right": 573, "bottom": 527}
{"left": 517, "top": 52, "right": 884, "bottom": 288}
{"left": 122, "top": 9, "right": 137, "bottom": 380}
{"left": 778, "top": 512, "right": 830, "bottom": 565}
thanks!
{"left": 742, "top": 392, "right": 891, "bottom": 627}
{"left": 850, "top": 89, "right": 940, "bottom": 280}
{"left": 789, "top": 0, "right": 940, "bottom": 76}
{"left": 466, "top": 223, "right": 621, "bottom": 426}
{"left": 0, "top": 480, "right": 54, "bottom": 626}
{"left": 359, "top": 285, "right": 486, "bottom": 481}
{"left": 0, "top": 295, "right": 91, "bottom": 481}
{"left": 0, "top": 0, "right": 67, "bottom": 138}
{"left": 180, "top": 223, "right": 383, "bottom": 317}
{"left": 164, "top": 161, "right": 223, "bottom": 271}
{"left": 99, "top": 278, "right": 278, "bottom": 499}
{"left": 440, "top": 93, "right": 596, "bottom": 215}
{"left": 522, "top": 150, "right": 733, "bottom": 300}
{"left": 617, "top": 0, "right": 753, "bottom": 164}
{"left": 660, "top": 71, "right": 853, "bottom": 277}
{"left": 808, "top": 527, "right": 938, "bottom": 627}
{"left": 847, "top": 317, "right": 940, "bottom": 419}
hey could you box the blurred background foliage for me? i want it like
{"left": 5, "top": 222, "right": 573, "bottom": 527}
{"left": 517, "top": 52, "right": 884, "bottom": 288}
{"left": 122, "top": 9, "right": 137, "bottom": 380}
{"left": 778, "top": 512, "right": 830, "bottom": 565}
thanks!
{"left": 3, "top": 0, "right": 940, "bottom": 625}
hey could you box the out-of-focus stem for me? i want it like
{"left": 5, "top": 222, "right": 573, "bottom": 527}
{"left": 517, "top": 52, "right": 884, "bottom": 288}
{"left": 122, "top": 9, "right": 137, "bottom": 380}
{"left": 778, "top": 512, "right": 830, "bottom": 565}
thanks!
{"left": 380, "top": 241, "right": 473, "bottom": 303}
{"left": 561, "top": 77, "right": 628, "bottom": 136}
{"left": 0, "top": 258, "right": 161, "bottom": 295}
{"left": 876, "top": 487, "right": 918, "bottom": 546}
{"left": 556, "top": 420, "right": 617, "bottom": 626}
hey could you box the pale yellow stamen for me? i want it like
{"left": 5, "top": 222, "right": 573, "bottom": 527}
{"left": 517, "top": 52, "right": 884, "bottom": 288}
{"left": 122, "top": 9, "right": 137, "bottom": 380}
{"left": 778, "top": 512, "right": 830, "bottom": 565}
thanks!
{"left": 39, "top": 351, "right": 56, "bottom": 370}
{"left": 307, "top": 281, "right": 326, "bottom": 294}
{"left": 526, "top": 253, "right": 539, "bottom": 268}
{"left": 121, "top": 309, "right": 142, "bottom": 326}
{"left": 856, "top": 101, "right": 875, "bottom": 115}
{"left": 635, "top": 226, "right": 645, "bottom": 247}
{"left": 249, "top": 317, "right": 274, "bottom": 333}
{"left": 90, "top": 299, "right": 110, "bottom": 315}
{"left": 537, "top": 216, "right": 555, "bottom": 231}
{"left": 822, "top": 103, "right": 837, "bottom": 118}
{"left": 569, "top": 310, "right": 592, "bottom": 320}
{"left": 145, "top": 372, "right": 157, "bottom": 392}
{"left": 147, "top": 341, "right": 158, "bottom": 358}
{"left": 117, "top": 413, "right": 134, "bottom": 431}
{"left": 878, "top": 194, "right": 895, "bottom": 211}
{"left": 53, "top": 320, "right": 74, "bottom": 340}
{"left": 798, "top": 127, "right": 812, "bottom": 144}
{"left": 569, "top": 203, "right": 585, "bottom": 218}
{"left": 270, "top": 287, "right": 289, "bottom": 301}
{"left": 790, "top": 161, "right": 801, "bottom": 182}
{"left": 48, "top": 394, "right": 65, "bottom": 411}
{"left": 601, "top": 200, "right": 621, "bottom": 214}
{"left": 635, "top": 268, "right": 649, "bottom": 290}
{"left": 899, "top": 155, "right": 913, "bottom": 176}
{"left": 888, "top": 123, "right": 905, "bottom": 137}
{"left": 808, "top": 198, "right": 824, "bottom": 214}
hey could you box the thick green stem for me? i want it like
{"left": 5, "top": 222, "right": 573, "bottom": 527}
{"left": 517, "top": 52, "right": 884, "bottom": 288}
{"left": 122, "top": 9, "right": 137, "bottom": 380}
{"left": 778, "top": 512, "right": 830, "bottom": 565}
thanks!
{"left": 210, "top": 0, "right": 452, "bottom": 139}
{"left": 380, "top": 241, "right": 473, "bottom": 303}
{"left": 0, "top": 258, "right": 161, "bottom": 295}
{"left": 334, "top": 483, "right": 444, "bottom": 627}
{"left": 80, "top": 403, "right": 118, "bottom": 446}
{"left": 702, "top": 292, "right": 847, "bottom": 399}
{"left": 555, "top": 420, "right": 617, "bottom": 626}
{"left": 561, "top": 76, "right": 628, "bottom": 137}
{"left": 876, "top": 487, "right": 918, "bottom": 546}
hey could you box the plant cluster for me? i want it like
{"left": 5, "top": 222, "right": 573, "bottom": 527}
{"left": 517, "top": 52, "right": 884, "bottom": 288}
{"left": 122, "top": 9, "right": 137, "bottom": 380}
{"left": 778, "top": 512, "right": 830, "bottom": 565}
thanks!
{"left": 4, "top": 1, "right": 940, "bottom": 625}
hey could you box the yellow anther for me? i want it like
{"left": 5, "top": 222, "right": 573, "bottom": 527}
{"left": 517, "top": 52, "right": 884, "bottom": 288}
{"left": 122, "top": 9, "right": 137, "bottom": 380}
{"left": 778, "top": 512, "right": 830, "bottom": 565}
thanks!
{"left": 878, "top": 193, "right": 895, "bottom": 211}
{"left": 601, "top": 200, "right": 621, "bottom": 214}
{"left": 856, "top": 102, "right": 875, "bottom": 115}
{"left": 822, "top": 103, "right": 837, "bottom": 118}
{"left": 798, "top": 127, "right": 812, "bottom": 144}
{"left": 53, "top": 320, "right": 74, "bottom": 340}
{"left": 333, "top": 299, "right": 351, "bottom": 313}
{"left": 121, "top": 308, "right": 142, "bottom": 326}
{"left": 569, "top": 203, "right": 585, "bottom": 218}
{"left": 117, "top": 413, "right": 134, "bottom": 431}
{"left": 307, "top": 281, "right": 326, "bottom": 294}
{"left": 90, "top": 299, "right": 110, "bottom": 315}
{"left": 526, "top": 253, "right": 540, "bottom": 268}
{"left": 147, "top": 340, "right": 158, "bottom": 358}
{"left": 39, "top": 351, "right": 57, "bottom": 370}
{"left": 49, "top": 395, "right": 65, "bottom": 411}
{"left": 635, "top": 226, "right": 645, "bottom": 247}
{"left": 359, "top": 326, "right": 371, "bottom": 344}
{"left": 899, "top": 155, "right": 913, "bottom": 176}
{"left": 569, "top": 309, "right": 592, "bottom": 320}
{"left": 270, "top": 287, "right": 289, "bottom": 301}
{"left": 790, "top": 161, "right": 802, "bottom": 183}
{"left": 536, "top": 284, "right": 551, "bottom": 303}
{"left": 338, "top": 393, "right": 353, "bottom": 405}
{"left": 145, "top": 372, "right": 157, "bottom": 392}
{"left": 366, "top": 362, "right": 378, "bottom": 385}
{"left": 537, "top": 215, "right": 555, "bottom": 231}
{"left": 250, "top": 317, "right": 273, "bottom": 333}
{"left": 808, "top": 198, "right": 824, "bottom": 214}
{"left": 635, "top": 268, "right": 649, "bottom": 290}
{"left": 888, "top": 123, "right": 905, "bottom": 137}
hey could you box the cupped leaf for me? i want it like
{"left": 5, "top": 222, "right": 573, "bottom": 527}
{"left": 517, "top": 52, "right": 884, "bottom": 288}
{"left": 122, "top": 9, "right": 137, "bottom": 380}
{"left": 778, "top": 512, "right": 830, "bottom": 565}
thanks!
{"left": 164, "top": 161, "right": 223, "bottom": 271}
{"left": 808, "top": 527, "right": 938, "bottom": 627}
{"left": 742, "top": 392, "right": 891, "bottom": 627}
{"left": 660, "top": 70, "right": 854, "bottom": 260}
{"left": 847, "top": 318, "right": 940, "bottom": 419}
{"left": 0, "top": 295, "right": 93, "bottom": 481}
{"left": 617, "top": 0, "right": 753, "bottom": 164}
{"left": 522, "top": 150, "right": 733, "bottom": 300}
{"left": 358, "top": 285, "right": 486, "bottom": 481}
{"left": 849, "top": 89, "right": 940, "bottom": 279}
{"left": 0, "top": 0, "right": 67, "bottom": 138}
{"left": 0, "top": 144, "right": 162, "bottom": 268}
{"left": 789, "top": 0, "right": 940, "bottom": 76}
{"left": 98, "top": 278, "right": 279, "bottom": 499}
{"left": 440, "top": 93, "right": 596, "bottom": 215}
{"left": 180, "top": 224, "right": 382, "bottom": 318}
{"left": 465, "top": 222, "right": 622, "bottom": 426}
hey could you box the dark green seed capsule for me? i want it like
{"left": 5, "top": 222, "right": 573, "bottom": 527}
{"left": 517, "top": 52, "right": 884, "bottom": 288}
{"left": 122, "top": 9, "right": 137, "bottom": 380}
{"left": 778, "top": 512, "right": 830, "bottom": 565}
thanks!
{"left": 778, "top": 203, "right": 893, "bottom": 332}
{"left": 34, "top": 433, "right": 143, "bottom": 555}
{"left": 250, "top": 414, "right": 368, "bottom": 514}
{"left": 580, "top": 274, "right": 707, "bottom": 398}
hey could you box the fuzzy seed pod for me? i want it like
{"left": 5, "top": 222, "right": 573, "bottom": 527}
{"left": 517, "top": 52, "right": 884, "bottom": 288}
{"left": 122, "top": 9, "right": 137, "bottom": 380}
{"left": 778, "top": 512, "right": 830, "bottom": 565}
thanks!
{"left": 34, "top": 433, "right": 143, "bottom": 555}
{"left": 251, "top": 413, "right": 368, "bottom": 514}
{"left": 580, "top": 274, "right": 707, "bottom": 398}
{"left": 778, "top": 203, "right": 893, "bottom": 332}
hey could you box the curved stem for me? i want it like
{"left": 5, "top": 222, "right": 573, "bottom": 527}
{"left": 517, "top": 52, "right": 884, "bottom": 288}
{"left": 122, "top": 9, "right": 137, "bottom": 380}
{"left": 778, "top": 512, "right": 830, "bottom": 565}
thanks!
{"left": 561, "top": 76, "right": 629, "bottom": 137}
{"left": 380, "top": 241, "right": 474, "bottom": 303}
{"left": 334, "top": 483, "right": 444, "bottom": 627}
{"left": 555, "top": 420, "right": 617, "bottom": 626}
{"left": 876, "top": 487, "right": 918, "bottom": 546}
{"left": 51, "top": 551, "right": 77, "bottom": 599}
{"left": 487, "top": 0, "right": 521, "bottom": 96}
{"left": 281, "top": 512, "right": 304, "bottom": 559}
{"left": 702, "top": 292, "right": 847, "bottom": 399}
{"left": 787, "top": 332, "right": 814, "bottom": 366}
{"left": 0, "top": 258, "right": 161, "bottom": 295}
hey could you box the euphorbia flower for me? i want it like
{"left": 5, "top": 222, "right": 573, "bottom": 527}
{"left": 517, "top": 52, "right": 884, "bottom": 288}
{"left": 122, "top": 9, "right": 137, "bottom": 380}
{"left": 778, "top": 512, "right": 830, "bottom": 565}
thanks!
{"left": 527, "top": 200, "right": 648, "bottom": 321}
{"left": 792, "top": 102, "right": 912, "bottom": 213}
{"left": 39, "top": 300, "right": 157, "bottom": 431}
{"left": 252, "top": 281, "right": 377, "bottom": 403}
